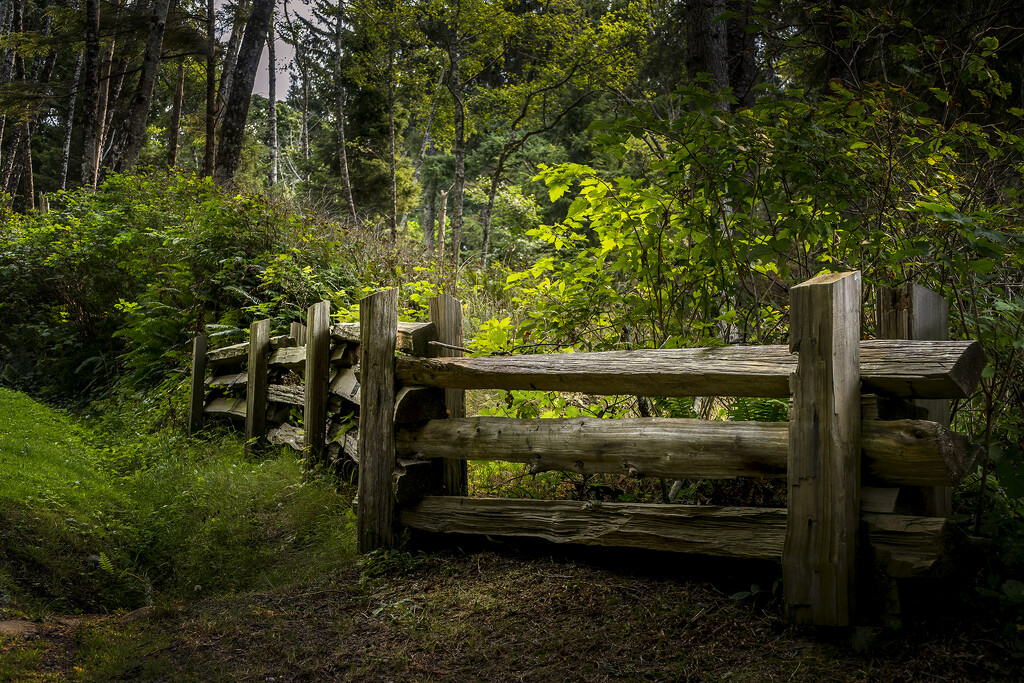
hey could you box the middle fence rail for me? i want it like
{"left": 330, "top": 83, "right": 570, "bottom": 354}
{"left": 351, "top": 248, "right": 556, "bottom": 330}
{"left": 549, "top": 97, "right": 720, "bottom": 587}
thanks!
{"left": 188, "top": 271, "right": 986, "bottom": 628}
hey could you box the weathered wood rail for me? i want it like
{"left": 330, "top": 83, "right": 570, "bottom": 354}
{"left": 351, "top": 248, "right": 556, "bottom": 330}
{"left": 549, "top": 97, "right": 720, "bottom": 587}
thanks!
{"left": 188, "top": 272, "right": 985, "bottom": 628}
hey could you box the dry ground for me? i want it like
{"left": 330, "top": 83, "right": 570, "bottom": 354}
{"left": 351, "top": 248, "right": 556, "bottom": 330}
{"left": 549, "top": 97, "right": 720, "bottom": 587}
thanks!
{"left": 2, "top": 541, "right": 1019, "bottom": 682}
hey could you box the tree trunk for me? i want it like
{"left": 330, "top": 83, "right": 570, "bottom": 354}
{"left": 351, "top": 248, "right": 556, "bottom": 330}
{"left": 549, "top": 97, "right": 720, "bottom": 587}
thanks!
{"left": 825, "top": 0, "right": 859, "bottom": 88}
{"left": 94, "top": 40, "right": 114, "bottom": 179}
{"left": 116, "top": 0, "right": 173, "bottom": 171}
{"left": 335, "top": 5, "right": 356, "bottom": 223}
{"left": 388, "top": 75, "right": 397, "bottom": 239}
{"left": 214, "top": 0, "right": 275, "bottom": 187}
{"left": 446, "top": 51, "right": 464, "bottom": 266}
{"left": 203, "top": 0, "right": 215, "bottom": 176}
{"left": 422, "top": 173, "right": 436, "bottom": 251}
{"left": 21, "top": 121, "right": 32, "bottom": 210}
{"left": 399, "top": 70, "right": 443, "bottom": 230}
{"left": 59, "top": 55, "right": 83, "bottom": 190}
{"left": 299, "top": 41, "right": 309, "bottom": 163}
{"left": 217, "top": 0, "right": 251, "bottom": 116}
{"left": 268, "top": 15, "right": 277, "bottom": 186}
{"left": 81, "top": 0, "right": 101, "bottom": 187}
{"left": 5, "top": 44, "right": 53, "bottom": 203}
{"left": 1, "top": 0, "right": 22, "bottom": 192}
{"left": 166, "top": 57, "right": 185, "bottom": 167}
{"left": 726, "top": 0, "right": 757, "bottom": 109}
{"left": 0, "top": 0, "right": 15, "bottom": 173}
{"left": 686, "top": 0, "right": 730, "bottom": 109}
{"left": 437, "top": 187, "right": 449, "bottom": 262}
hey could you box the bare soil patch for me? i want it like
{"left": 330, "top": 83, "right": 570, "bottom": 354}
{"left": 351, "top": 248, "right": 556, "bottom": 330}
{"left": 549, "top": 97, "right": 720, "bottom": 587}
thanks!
{"left": 1, "top": 547, "right": 1019, "bottom": 681}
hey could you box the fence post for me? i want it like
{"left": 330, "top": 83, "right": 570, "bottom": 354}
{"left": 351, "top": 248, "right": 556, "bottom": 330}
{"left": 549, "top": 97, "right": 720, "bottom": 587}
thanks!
{"left": 428, "top": 293, "right": 468, "bottom": 495}
{"left": 784, "top": 271, "right": 862, "bottom": 626}
{"left": 877, "top": 283, "right": 952, "bottom": 517}
{"left": 187, "top": 334, "right": 207, "bottom": 436}
{"left": 304, "top": 300, "right": 331, "bottom": 462}
{"left": 357, "top": 288, "right": 399, "bottom": 553}
{"left": 290, "top": 321, "right": 307, "bottom": 345}
{"left": 245, "top": 319, "right": 270, "bottom": 456}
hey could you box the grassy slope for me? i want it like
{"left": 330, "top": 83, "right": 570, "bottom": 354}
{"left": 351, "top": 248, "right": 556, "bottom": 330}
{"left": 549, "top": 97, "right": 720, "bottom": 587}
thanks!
{"left": 0, "top": 387, "right": 357, "bottom": 615}
{"left": 1, "top": 388, "right": 1022, "bottom": 681}
{"left": 0, "top": 388, "right": 137, "bottom": 613}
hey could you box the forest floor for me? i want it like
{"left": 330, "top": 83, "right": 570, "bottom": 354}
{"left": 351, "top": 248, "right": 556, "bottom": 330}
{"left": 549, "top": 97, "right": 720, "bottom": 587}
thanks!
{"left": 2, "top": 541, "right": 1020, "bottom": 682}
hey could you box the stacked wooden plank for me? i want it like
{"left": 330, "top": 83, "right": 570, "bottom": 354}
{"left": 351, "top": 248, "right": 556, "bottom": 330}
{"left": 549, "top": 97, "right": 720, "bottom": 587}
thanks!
{"left": 188, "top": 303, "right": 441, "bottom": 479}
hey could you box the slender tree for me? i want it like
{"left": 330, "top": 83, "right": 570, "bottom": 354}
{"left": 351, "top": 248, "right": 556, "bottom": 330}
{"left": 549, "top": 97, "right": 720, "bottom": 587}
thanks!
{"left": 115, "top": 0, "right": 174, "bottom": 170}
{"left": 0, "top": 0, "right": 15, "bottom": 172}
{"left": 81, "top": 0, "right": 101, "bottom": 187}
{"left": 202, "top": 0, "right": 215, "bottom": 176}
{"left": 267, "top": 13, "right": 278, "bottom": 186}
{"left": 166, "top": 57, "right": 185, "bottom": 167}
{"left": 214, "top": 0, "right": 274, "bottom": 186}
{"left": 334, "top": 2, "right": 357, "bottom": 222}
{"left": 59, "top": 55, "right": 83, "bottom": 189}
{"left": 217, "top": 0, "right": 251, "bottom": 116}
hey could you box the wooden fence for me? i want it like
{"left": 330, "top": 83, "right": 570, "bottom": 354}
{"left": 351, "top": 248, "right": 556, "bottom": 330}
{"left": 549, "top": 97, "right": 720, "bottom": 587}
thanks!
{"left": 188, "top": 272, "right": 985, "bottom": 627}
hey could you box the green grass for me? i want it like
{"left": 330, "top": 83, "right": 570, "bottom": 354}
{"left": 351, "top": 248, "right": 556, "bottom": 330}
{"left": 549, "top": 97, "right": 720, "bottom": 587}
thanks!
{"left": 0, "top": 386, "right": 357, "bottom": 615}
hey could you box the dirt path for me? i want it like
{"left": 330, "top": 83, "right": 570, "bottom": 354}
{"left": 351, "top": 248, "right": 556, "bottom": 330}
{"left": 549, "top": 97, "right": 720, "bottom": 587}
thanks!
{"left": 1, "top": 550, "right": 1018, "bottom": 681}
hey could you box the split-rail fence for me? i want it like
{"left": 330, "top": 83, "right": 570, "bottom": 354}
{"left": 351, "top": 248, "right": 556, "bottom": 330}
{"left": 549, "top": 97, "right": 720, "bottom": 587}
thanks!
{"left": 188, "top": 271, "right": 985, "bottom": 627}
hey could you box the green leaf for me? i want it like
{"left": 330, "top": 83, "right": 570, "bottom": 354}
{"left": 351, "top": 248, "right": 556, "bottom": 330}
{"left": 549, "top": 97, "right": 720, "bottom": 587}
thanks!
{"left": 970, "top": 258, "right": 996, "bottom": 275}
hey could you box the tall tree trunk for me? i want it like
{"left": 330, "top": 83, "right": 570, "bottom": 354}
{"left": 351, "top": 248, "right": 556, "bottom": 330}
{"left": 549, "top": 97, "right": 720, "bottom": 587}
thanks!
{"left": 824, "top": 0, "right": 859, "bottom": 88}
{"left": 60, "top": 55, "right": 83, "bottom": 189}
{"left": 446, "top": 50, "right": 464, "bottom": 266}
{"left": 422, "top": 173, "right": 436, "bottom": 251}
{"left": 387, "top": 74, "right": 397, "bottom": 239}
{"left": 167, "top": 57, "right": 185, "bottom": 167}
{"left": 726, "top": 0, "right": 757, "bottom": 109}
{"left": 2, "top": 0, "right": 25, "bottom": 196}
{"left": 5, "top": 45, "right": 53, "bottom": 202}
{"left": 21, "top": 122, "right": 33, "bottom": 210}
{"left": 214, "top": 0, "right": 274, "bottom": 187}
{"left": 116, "top": 0, "right": 173, "bottom": 171}
{"left": 81, "top": 0, "right": 101, "bottom": 187}
{"left": 98, "top": 0, "right": 144, "bottom": 169}
{"left": 298, "top": 41, "right": 309, "bottom": 163}
{"left": 203, "top": 0, "right": 215, "bottom": 176}
{"left": 94, "top": 40, "right": 114, "bottom": 180}
{"left": 267, "top": 15, "right": 277, "bottom": 185}
{"left": 686, "top": 0, "right": 730, "bottom": 110}
{"left": 335, "top": 5, "right": 356, "bottom": 223}
{"left": 437, "top": 186, "right": 449, "bottom": 262}
{"left": 0, "top": 0, "right": 15, "bottom": 173}
{"left": 217, "top": 0, "right": 251, "bottom": 116}
{"left": 399, "top": 69, "right": 443, "bottom": 230}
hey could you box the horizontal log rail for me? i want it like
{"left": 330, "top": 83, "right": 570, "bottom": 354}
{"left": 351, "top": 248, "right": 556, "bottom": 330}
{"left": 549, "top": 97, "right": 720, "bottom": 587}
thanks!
{"left": 399, "top": 497, "right": 970, "bottom": 578}
{"left": 331, "top": 321, "right": 436, "bottom": 356}
{"left": 394, "top": 339, "right": 984, "bottom": 399}
{"left": 397, "top": 416, "right": 977, "bottom": 487}
{"left": 206, "top": 335, "right": 294, "bottom": 364}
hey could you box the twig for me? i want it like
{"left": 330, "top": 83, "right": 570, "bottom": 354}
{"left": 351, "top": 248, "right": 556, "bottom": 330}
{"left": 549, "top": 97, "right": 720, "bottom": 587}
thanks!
{"left": 427, "top": 340, "right": 472, "bottom": 354}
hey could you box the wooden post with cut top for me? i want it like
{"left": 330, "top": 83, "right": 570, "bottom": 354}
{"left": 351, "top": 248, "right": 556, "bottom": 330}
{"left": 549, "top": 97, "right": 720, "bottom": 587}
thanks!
{"left": 428, "top": 294, "right": 468, "bottom": 495}
{"left": 357, "top": 289, "right": 399, "bottom": 553}
{"left": 784, "top": 271, "right": 862, "bottom": 626}
{"left": 303, "top": 300, "right": 331, "bottom": 462}
{"left": 188, "top": 334, "right": 207, "bottom": 436}
{"left": 245, "top": 319, "right": 270, "bottom": 456}
{"left": 877, "top": 283, "right": 952, "bottom": 517}
{"left": 290, "top": 321, "right": 307, "bottom": 345}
